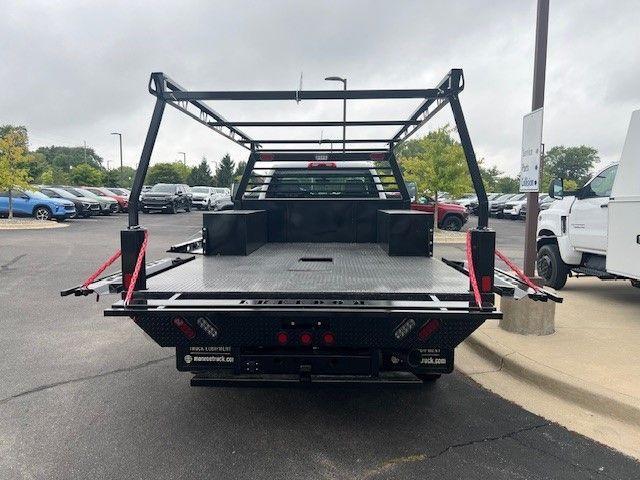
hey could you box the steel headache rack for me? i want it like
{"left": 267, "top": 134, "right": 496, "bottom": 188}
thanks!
{"left": 63, "top": 69, "right": 560, "bottom": 386}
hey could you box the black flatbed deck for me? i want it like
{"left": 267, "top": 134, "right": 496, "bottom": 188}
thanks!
{"left": 145, "top": 243, "right": 470, "bottom": 300}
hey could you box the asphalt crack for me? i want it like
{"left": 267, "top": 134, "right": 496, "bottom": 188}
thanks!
{"left": 359, "top": 422, "right": 550, "bottom": 479}
{"left": 0, "top": 253, "right": 26, "bottom": 272}
{"left": 509, "top": 433, "right": 619, "bottom": 479}
{"left": 0, "top": 355, "right": 174, "bottom": 406}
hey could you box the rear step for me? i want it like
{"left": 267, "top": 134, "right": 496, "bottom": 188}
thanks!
{"left": 191, "top": 371, "right": 423, "bottom": 387}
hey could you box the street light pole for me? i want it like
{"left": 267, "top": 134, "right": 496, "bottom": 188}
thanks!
{"left": 324, "top": 76, "right": 347, "bottom": 153}
{"left": 178, "top": 152, "right": 186, "bottom": 165}
{"left": 111, "top": 132, "right": 123, "bottom": 171}
{"left": 523, "top": 0, "right": 550, "bottom": 277}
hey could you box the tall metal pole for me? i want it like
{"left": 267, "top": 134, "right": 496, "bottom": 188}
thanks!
{"left": 179, "top": 151, "right": 186, "bottom": 165}
{"left": 111, "top": 132, "right": 123, "bottom": 171}
{"left": 523, "top": 0, "right": 549, "bottom": 277}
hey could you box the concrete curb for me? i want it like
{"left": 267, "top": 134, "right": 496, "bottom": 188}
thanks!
{"left": 458, "top": 332, "right": 640, "bottom": 429}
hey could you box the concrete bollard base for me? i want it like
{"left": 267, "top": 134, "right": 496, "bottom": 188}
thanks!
{"left": 499, "top": 295, "right": 555, "bottom": 335}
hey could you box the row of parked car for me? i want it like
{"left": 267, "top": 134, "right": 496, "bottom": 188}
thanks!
{"left": 0, "top": 186, "right": 131, "bottom": 221}
{"left": 454, "top": 192, "right": 554, "bottom": 219}
{"left": 139, "top": 184, "right": 231, "bottom": 213}
{"left": 0, "top": 183, "right": 233, "bottom": 221}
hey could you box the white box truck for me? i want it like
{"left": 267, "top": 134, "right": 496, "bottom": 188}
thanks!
{"left": 536, "top": 110, "right": 640, "bottom": 289}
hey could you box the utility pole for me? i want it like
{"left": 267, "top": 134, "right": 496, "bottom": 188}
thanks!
{"left": 111, "top": 132, "right": 123, "bottom": 171}
{"left": 523, "top": 0, "right": 549, "bottom": 277}
{"left": 83, "top": 141, "right": 87, "bottom": 163}
{"left": 324, "top": 76, "right": 347, "bottom": 153}
{"left": 178, "top": 152, "right": 186, "bottom": 165}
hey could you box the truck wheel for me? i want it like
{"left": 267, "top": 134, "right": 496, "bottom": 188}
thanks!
{"left": 631, "top": 279, "right": 640, "bottom": 289}
{"left": 537, "top": 244, "right": 568, "bottom": 289}
{"left": 34, "top": 206, "right": 52, "bottom": 221}
{"left": 185, "top": 202, "right": 191, "bottom": 212}
{"left": 440, "top": 215, "right": 463, "bottom": 231}
{"left": 416, "top": 373, "right": 441, "bottom": 382}
{"left": 168, "top": 203, "right": 176, "bottom": 214}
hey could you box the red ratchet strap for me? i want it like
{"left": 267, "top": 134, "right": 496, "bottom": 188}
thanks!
{"left": 124, "top": 230, "right": 149, "bottom": 305}
{"left": 495, "top": 249, "right": 542, "bottom": 292}
{"left": 465, "top": 231, "right": 483, "bottom": 307}
{"left": 82, "top": 249, "right": 122, "bottom": 288}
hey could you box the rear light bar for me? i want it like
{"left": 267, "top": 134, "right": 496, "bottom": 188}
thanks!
{"left": 308, "top": 162, "right": 336, "bottom": 169}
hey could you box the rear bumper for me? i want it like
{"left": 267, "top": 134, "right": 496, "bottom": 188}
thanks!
{"left": 190, "top": 370, "right": 424, "bottom": 387}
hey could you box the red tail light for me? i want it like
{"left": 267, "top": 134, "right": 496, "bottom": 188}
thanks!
{"left": 418, "top": 319, "right": 440, "bottom": 341}
{"left": 173, "top": 317, "right": 196, "bottom": 339}
{"left": 481, "top": 275, "right": 493, "bottom": 292}
{"left": 308, "top": 162, "right": 336, "bottom": 169}
{"left": 276, "top": 331, "right": 289, "bottom": 345}
{"left": 299, "top": 332, "right": 313, "bottom": 346}
{"left": 259, "top": 153, "right": 274, "bottom": 161}
{"left": 322, "top": 331, "right": 336, "bottom": 345}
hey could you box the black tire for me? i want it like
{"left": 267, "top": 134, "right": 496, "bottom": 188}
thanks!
{"left": 141, "top": 208, "right": 149, "bottom": 214}
{"left": 185, "top": 202, "right": 191, "bottom": 212}
{"left": 33, "top": 206, "right": 52, "bottom": 221}
{"left": 440, "top": 215, "right": 463, "bottom": 231}
{"left": 416, "top": 373, "right": 441, "bottom": 382}
{"left": 631, "top": 279, "right": 640, "bottom": 289}
{"left": 537, "top": 244, "right": 568, "bottom": 290}
{"left": 168, "top": 202, "right": 176, "bottom": 214}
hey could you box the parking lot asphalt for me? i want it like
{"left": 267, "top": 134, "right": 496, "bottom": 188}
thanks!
{"left": 1, "top": 212, "right": 638, "bottom": 479}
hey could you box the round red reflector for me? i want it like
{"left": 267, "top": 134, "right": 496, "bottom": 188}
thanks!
{"left": 299, "top": 332, "right": 313, "bottom": 346}
{"left": 276, "top": 331, "right": 289, "bottom": 345}
{"left": 322, "top": 332, "right": 336, "bottom": 345}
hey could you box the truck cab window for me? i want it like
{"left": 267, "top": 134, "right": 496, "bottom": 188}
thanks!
{"left": 585, "top": 165, "right": 618, "bottom": 198}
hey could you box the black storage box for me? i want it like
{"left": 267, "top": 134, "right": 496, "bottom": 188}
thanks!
{"left": 203, "top": 210, "right": 266, "bottom": 255}
{"left": 377, "top": 210, "right": 434, "bottom": 256}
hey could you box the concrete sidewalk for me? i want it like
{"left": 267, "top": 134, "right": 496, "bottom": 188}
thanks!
{"left": 457, "top": 276, "right": 640, "bottom": 460}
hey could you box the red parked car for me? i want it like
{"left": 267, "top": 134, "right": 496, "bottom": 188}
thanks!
{"left": 411, "top": 196, "right": 468, "bottom": 230}
{"left": 82, "top": 187, "right": 129, "bottom": 213}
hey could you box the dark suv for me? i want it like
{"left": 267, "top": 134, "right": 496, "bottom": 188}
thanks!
{"left": 140, "top": 183, "right": 192, "bottom": 213}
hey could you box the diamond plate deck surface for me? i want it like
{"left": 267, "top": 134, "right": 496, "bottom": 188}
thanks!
{"left": 147, "top": 243, "right": 469, "bottom": 295}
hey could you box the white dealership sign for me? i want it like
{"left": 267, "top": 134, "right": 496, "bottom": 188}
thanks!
{"left": 519, "top": 108, "right": 544, "bottom": 192}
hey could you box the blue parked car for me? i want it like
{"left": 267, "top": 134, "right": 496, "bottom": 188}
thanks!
{"left": 0, "top": 189, "right": 76, "bottom": 221}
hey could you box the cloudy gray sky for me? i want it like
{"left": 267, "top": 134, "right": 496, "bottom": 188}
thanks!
{"left": 1, "top": 0, "right": 639, "bottom": 175}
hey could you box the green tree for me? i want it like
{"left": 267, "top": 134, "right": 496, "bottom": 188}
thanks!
{"left": 543, "top": 145, "right": 599, "bottom": 187}
{"left": 39, "top": 167, "right": 70, "bottom": 185}
{"left": 69, "top": 163, "right": 104, "bottom": 186}
{"left": 233, "top": 160, "right": 247, "bottom": 183}
{"left": 0, "top": 127, "right": 33, "bottom": 219}
{"left": 147, "top": 162, "right": 188, "bottom": 184}
{"left": 214, "top": 154, "right": 235, "bottom": 187}
{"left": 104, "top": 166, "right": 136, "bottom": 188}
{"left": 397, "top": 125, "right": 471, "bottom": 201}
{"left": 187, "top": 157, "right": 214, "bottom": 186}
{"left": 36, "top": 145, "right": 104, "bottom": 171}
{"left": 479, "top": 165, "right": 502, "bottom": 192}
{"left": 495, "top": 175, "right": 519, "bottom": 193}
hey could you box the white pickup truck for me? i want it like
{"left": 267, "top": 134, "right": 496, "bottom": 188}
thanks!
{"left": 536, "top": 110, "right": 640, "bottom": 290}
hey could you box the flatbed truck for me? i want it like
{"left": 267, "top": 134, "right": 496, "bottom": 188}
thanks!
{"left": 63, "top": 69, "right": 559, "bottom": 387}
